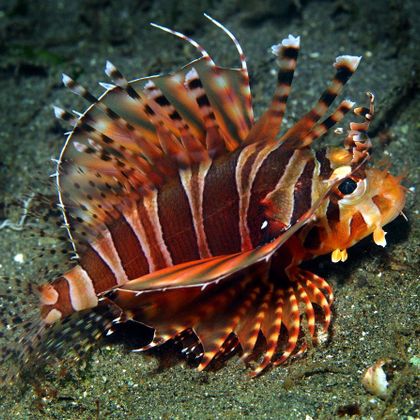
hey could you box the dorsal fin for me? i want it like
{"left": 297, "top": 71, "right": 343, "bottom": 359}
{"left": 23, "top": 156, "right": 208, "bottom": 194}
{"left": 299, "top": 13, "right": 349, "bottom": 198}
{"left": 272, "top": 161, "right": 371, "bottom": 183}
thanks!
{"left": 55, "top": 18, "right": 255, "bottom": 250}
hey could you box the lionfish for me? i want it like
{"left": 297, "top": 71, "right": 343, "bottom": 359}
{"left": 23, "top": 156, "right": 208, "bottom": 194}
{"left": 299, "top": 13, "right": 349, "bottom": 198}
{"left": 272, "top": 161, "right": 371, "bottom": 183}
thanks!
{"left": 0, "top": 15, "right": 406, "bottom": 380}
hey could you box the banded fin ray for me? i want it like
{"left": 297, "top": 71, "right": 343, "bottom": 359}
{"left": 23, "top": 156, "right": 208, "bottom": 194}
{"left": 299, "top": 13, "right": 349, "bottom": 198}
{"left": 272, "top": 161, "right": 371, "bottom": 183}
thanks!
{"left": 110, "top": 247, "right": 333, "bottom": 375}
{"left": 245, "top": 34, "right": 300, "bottom": 144}
{"left": 279, "top": 55, "right": 361, "bottom": 149}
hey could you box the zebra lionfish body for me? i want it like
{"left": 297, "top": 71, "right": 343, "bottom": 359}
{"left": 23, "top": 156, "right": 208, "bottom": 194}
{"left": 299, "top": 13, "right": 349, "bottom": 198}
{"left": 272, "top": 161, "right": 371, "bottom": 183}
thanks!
{"left": 3, "top": 15, "right": 406, "bottom": 378}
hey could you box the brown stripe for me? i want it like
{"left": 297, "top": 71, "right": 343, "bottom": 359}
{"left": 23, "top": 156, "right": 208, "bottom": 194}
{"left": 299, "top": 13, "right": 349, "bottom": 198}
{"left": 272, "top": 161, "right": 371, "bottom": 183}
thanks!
{"left": 270, "top": 241, "right": 294, "bottom": 272}
{"left": 316, "top": 149, "right": 333, "bottom": 179}
{"left": 371, "top": 194, "right": 390, "bottom": 214}
{"left": 247, "top": 146, "right": 295, "bottom": 246}
{"left": 283, "top": 46, "right": 299, "bottom": 59}
{"left": 335, "top": 66, "right": 353, "bottom": 84}
{"left": 277, "top": 69, "right": 294, "bottom": 85}
{"left": 326, "top": 200, "right": 340, "bottom": 226}
{"left": 188, "top": 77, "right": 202, "bottom": 89}
{"left": 107, "top": 216, "right": 150, "bottom": 280}
{"left": 80, "top": 245, "right": 118, "bottom": 293}
{"left": 203, "top": 150, "right": 242, "bottom": 255}
{"left": 291, "top": 159, "right": 315, "bottom": 223}
{"left": 157, "top": 174, "right": 200, "bottom": 264}
{"left": 319, "top": 91, "right": 336, "bottom": 108}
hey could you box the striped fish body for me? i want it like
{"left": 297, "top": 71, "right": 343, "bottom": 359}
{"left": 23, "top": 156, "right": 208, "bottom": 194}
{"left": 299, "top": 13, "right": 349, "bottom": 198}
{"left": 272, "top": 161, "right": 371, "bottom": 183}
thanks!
{"left": 41, "top": 143, "right": 320, "bottom": 321}
{"left": 7, "top": 16, "right": 405, "bottom": 379}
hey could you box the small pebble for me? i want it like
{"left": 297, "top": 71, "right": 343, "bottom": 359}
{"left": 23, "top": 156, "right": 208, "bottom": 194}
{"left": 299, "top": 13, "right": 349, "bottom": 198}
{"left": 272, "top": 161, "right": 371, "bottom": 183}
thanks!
{"left": 13, "top": 253, "right": 24, "bottom": 264}
{"left": 362, "top": 360, "right": 389, "bottom": 399}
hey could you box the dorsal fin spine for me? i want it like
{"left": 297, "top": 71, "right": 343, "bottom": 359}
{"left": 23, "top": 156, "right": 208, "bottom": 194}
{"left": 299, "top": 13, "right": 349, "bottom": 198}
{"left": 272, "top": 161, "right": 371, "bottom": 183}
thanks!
{"left": 244, "top": 34, "right": 300, "bottom": 145}
{"left": 301, "top": 99, "right": 355, "bottom": 147}
{"left": 203, "top": 13, "right": 254, "bottom": 125}
{"left": 105, "top": 60, "right": 140, "bottom": 100}
{"left": 280, "top": 54, "right": 362, "bottom": 146}
{"left": 150, "top": 23, "right": 214, "bottom": 65}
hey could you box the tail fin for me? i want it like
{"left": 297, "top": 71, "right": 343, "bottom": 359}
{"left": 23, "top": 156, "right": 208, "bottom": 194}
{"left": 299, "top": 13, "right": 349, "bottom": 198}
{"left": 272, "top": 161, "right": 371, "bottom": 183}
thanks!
{"left": 0, "top": 286, "right": 114, "bottom": 384}
{"left": 0, "top": 275, "right": 46, "bottom": 383}
{"left": 0, "top": 193, "right": 111, "bottom": 384}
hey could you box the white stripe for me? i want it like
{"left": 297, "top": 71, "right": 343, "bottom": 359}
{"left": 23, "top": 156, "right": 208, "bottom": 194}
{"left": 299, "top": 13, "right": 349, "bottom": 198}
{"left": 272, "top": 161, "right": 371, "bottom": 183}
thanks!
{"left": 311, "top": 157, "right": 321, "bottom": 208}
{"left": 144, "top": 189, "right": 173, "bottom": 267}
{"left": 179, "top": 160, "right": 212, "bottom": 258}
{"left": 65, "top": 266, "right": 98, "bottom": 311}
{"left": 264, "top": 149, "right": 312, "bottom": 227}
{"left": 44, "top": 308, "right": 62, "bottom": 324}
{"left": 311, "top": 155, "right": 332, "bottom": 236}
{"left": 355, "top": 197, "right": 382, "bottom": 229}
{"left": 90, "top": 226, "right": 128, "bottom": 285}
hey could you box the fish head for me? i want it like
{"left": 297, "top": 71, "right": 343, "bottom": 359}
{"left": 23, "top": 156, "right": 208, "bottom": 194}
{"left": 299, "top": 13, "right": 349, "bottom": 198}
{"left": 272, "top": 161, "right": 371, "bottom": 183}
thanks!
{"left": 303, "top": 148, "right": 406, "bottom": 261}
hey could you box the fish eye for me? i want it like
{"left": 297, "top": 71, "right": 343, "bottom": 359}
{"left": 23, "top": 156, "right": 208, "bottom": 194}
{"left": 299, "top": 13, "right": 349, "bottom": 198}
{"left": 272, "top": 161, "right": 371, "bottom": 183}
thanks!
{"left": 338, "top": 177, "right": 358, "bottom": 195}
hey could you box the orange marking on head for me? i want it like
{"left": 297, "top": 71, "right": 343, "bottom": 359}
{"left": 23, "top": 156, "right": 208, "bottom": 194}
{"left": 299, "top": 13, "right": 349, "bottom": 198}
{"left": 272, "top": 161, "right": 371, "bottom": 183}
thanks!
{"left": 38, "top": 284, "right": 59, "bottom": 306}
{"left": 305, "top": 165, "right": 406, "bottom": 260}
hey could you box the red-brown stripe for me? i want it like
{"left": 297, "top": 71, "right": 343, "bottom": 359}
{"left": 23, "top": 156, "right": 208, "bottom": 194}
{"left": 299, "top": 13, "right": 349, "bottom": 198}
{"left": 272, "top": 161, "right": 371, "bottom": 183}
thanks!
{"left": 107, "top": 215, "right": 150, "bottom": 279}
{"left": 202, "top": 150, "right": 242, "bottom": 255}
{"left": 157, "top": 174, "right": 201, "bottom": 264}
{"left": 302, "top": 226, "right": 323, "bottom": 250}
{"left": 80, "top": 244, "right": 118, "bottom": 293}
{"left": 291, "top": 159, "right": 315, "bottom": 223}
{"left": 316, "top": 149, "right": 333, "bottom": 179}
{"left": 350, "top": 211, "right": 367, "bottom": 239}
{"left": 326, "top": 200, "right": 340, "bottom": 226}
{"left": 247, "top": 145, "right": 295, "bottom": 246}
{"left": 42, "top": 276, "right": 73, "bottom": 319}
